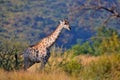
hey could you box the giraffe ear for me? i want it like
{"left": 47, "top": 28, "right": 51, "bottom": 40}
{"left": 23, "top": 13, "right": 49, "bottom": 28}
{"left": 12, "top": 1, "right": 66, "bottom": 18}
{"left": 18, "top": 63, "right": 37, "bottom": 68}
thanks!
{"left": 59, "top": 20, "right": 62, "bottom": 24}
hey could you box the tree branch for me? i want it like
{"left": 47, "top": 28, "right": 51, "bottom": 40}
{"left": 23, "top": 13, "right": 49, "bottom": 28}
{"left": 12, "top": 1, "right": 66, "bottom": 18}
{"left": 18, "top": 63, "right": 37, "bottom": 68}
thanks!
{"left": 97, "top": 6, "right": 120, "bottom": 17}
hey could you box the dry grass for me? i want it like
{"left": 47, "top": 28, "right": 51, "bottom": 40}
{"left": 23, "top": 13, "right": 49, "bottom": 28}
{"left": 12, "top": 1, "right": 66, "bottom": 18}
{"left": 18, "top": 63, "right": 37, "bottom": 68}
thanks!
{"left": 74, "top": 55, "right": 99, "bottom": 66}
{"left": 0, "top": 54, "right": 96, "bottom": 80}
{"left": 0, "top": 69, "right": 77, "bottom": 80}
{"left": 0, "top": 54, "right": 99, "bottom": 80}
{"left": 1, "top": 54, "right": 120, "bottom": 80}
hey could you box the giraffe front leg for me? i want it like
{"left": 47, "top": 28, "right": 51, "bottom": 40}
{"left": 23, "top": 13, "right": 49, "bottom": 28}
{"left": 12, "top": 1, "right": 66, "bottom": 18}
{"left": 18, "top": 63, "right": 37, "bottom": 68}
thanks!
{"left": 40, "top": 58, "right": 46, "bottom": 70}
{"left": 24, "top": 57, "right": 35, "bottom": 70}
{"left": 40, "top": 49, "right": 50, "bottom": 70}
{"left": 40, "top": 56, "right": 50, "bottom": 70}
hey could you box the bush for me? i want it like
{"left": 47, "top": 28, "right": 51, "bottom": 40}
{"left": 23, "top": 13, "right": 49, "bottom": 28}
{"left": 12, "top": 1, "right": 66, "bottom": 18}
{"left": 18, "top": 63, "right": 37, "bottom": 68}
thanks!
{"left": 0, "top": 39, "right": 27, "bottom": 71}
{"left": 70, "top": 42, "right": 93, "bottom": 56}
{"left": 63, "top": 60, "right": 81, "bottom": 76}
{"left": 91, "top": 27, "right": 120, "bottom": 55}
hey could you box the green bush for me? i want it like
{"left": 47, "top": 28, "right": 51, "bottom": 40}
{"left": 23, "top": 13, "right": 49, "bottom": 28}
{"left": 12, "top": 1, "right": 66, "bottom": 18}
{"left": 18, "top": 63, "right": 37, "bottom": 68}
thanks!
{"left": 70, "top": 42, "right": 93, "bottom": 56}
{"left": 0, "top": 39, "right": 28, "bottom": 71}
{"left": 63, "top": 60, "right": 81, "bottom": 75}
{"left": 91, "top": 26, "right": 120, "bottom": 55}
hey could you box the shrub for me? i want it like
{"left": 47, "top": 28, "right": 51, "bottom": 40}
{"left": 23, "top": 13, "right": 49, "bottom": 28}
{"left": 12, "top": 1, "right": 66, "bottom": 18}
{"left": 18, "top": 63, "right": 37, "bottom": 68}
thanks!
{"left": 0, "top": 39, "right": 27, "bottom": 71}
{"left": 70, "top": 42, "right": 93, "bottom": 56}
{"left": 91, "top": 27, "right": 120, "bottom": 55}
{"left": 63, "top": 60, "right": 81, "bottom": 76}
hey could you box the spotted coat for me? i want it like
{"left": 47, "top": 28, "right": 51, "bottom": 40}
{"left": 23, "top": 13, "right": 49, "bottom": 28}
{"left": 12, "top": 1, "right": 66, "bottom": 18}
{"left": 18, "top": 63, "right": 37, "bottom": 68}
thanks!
{"left": 23, "top": 20, "right": 70, "bottom": 70}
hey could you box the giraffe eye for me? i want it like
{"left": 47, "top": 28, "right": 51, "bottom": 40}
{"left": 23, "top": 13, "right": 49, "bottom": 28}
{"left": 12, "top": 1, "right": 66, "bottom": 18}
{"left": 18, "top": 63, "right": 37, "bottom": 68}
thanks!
{"left": 64, "top": 20, "right": 69, "bottom": 25}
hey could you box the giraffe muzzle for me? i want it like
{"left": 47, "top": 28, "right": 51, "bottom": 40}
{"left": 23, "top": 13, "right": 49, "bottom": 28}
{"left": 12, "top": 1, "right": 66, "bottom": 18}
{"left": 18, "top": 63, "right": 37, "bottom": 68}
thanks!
{"left": 68, "top": 27, "right": 71, "bottom": 31}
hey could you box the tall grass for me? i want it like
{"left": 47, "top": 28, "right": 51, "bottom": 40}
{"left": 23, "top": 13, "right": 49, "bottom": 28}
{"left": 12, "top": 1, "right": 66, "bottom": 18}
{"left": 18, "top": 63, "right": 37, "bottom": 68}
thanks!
{"left": 79, "top": 54, "right": 120, "bottom": 80}
{"left": 0, "top": 69, "right": 77, "bottom": 80}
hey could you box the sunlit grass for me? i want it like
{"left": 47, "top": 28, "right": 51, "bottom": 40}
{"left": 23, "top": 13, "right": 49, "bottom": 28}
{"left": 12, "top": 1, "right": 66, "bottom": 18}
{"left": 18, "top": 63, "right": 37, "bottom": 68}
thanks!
{"left": 0, "top": 69, "right": 77, "bottom": 80}
{"left": 0, "top": 53, "right": 120, "bottom": 80}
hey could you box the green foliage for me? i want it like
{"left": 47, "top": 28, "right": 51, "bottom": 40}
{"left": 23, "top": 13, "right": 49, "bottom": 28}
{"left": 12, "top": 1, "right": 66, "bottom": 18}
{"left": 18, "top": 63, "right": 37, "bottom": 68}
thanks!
{"left": 0, "top": 39, "right": 28, "bottom": 71}
{"left": 70, "top": 26, "right": 120, "bottom": 56}
{"left": 92, "top": 26, "right": 120, "bottom": 55}
{"left": 63, "top": 60, "right": 81, "bottom": 75}
{"left": 1, "top": 0, "right": 73, "bottom": 45}
{"left": 70, "top": 42, "right": 93, "bottom": 56}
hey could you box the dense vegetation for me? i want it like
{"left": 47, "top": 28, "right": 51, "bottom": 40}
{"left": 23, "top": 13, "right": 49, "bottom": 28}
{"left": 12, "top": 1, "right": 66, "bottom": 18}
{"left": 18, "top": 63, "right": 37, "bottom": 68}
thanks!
{"left": 3, "top": 0, "right": 120, "bottom": 48}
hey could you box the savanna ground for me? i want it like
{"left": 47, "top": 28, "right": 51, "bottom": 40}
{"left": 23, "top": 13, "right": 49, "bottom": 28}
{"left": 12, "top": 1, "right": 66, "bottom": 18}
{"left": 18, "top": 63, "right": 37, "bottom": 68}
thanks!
{"left": 0, "top": 53, "right": 120, "bottom": 80}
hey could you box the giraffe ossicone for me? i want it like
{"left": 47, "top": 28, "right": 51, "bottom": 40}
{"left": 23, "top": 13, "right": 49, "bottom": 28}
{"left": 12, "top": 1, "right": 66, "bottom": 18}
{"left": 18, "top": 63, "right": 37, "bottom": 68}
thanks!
{"left": 23, "top": 19, "right": 71, "bottom": 70}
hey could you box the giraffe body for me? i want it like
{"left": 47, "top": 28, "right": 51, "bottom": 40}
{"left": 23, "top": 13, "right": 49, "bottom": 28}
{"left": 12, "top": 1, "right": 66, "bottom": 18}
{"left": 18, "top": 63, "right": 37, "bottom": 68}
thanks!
{"left": 24, "top": 19, "right": 70, "bottom": 70}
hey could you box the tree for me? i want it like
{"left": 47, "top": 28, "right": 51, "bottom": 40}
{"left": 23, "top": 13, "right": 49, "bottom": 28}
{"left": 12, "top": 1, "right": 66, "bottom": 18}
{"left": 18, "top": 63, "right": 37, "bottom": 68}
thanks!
{"left": 91, "top": 26, "right": 120, "bottom": 55}
{"left": 69, "top": 0, "right": 120, "bottom": 29}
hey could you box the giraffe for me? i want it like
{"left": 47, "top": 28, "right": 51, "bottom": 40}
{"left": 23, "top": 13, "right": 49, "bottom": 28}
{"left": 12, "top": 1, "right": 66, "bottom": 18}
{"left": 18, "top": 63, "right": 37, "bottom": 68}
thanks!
{"left": 23, "top": 19, "right": 71, "bottom": 70}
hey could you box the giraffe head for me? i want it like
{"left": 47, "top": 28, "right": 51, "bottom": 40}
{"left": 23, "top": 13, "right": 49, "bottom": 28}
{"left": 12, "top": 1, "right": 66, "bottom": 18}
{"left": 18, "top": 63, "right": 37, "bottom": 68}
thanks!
{"left": 60, "top": 19, "right": 71, "bottom": 31}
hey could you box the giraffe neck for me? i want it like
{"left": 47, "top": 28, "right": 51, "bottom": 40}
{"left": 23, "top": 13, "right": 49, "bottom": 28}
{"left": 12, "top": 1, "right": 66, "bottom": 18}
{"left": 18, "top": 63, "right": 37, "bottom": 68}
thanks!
{"left": 51, "top": 24, "right": 63, "bottom": 37}
{"left": 37, "top": 24, "right": 63, "bottom": 48}
{"left": 47, "top": 24, "right": 63, "bottom": 47}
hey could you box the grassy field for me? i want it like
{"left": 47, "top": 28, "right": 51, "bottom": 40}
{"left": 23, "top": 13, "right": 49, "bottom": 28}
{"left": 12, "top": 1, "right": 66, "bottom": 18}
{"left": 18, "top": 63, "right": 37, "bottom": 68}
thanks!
{"left": 0, "top": 54, "right": 120, "bottom": 80}
{"left": 0, "top": 69, "right": 76, "bottom": 80}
